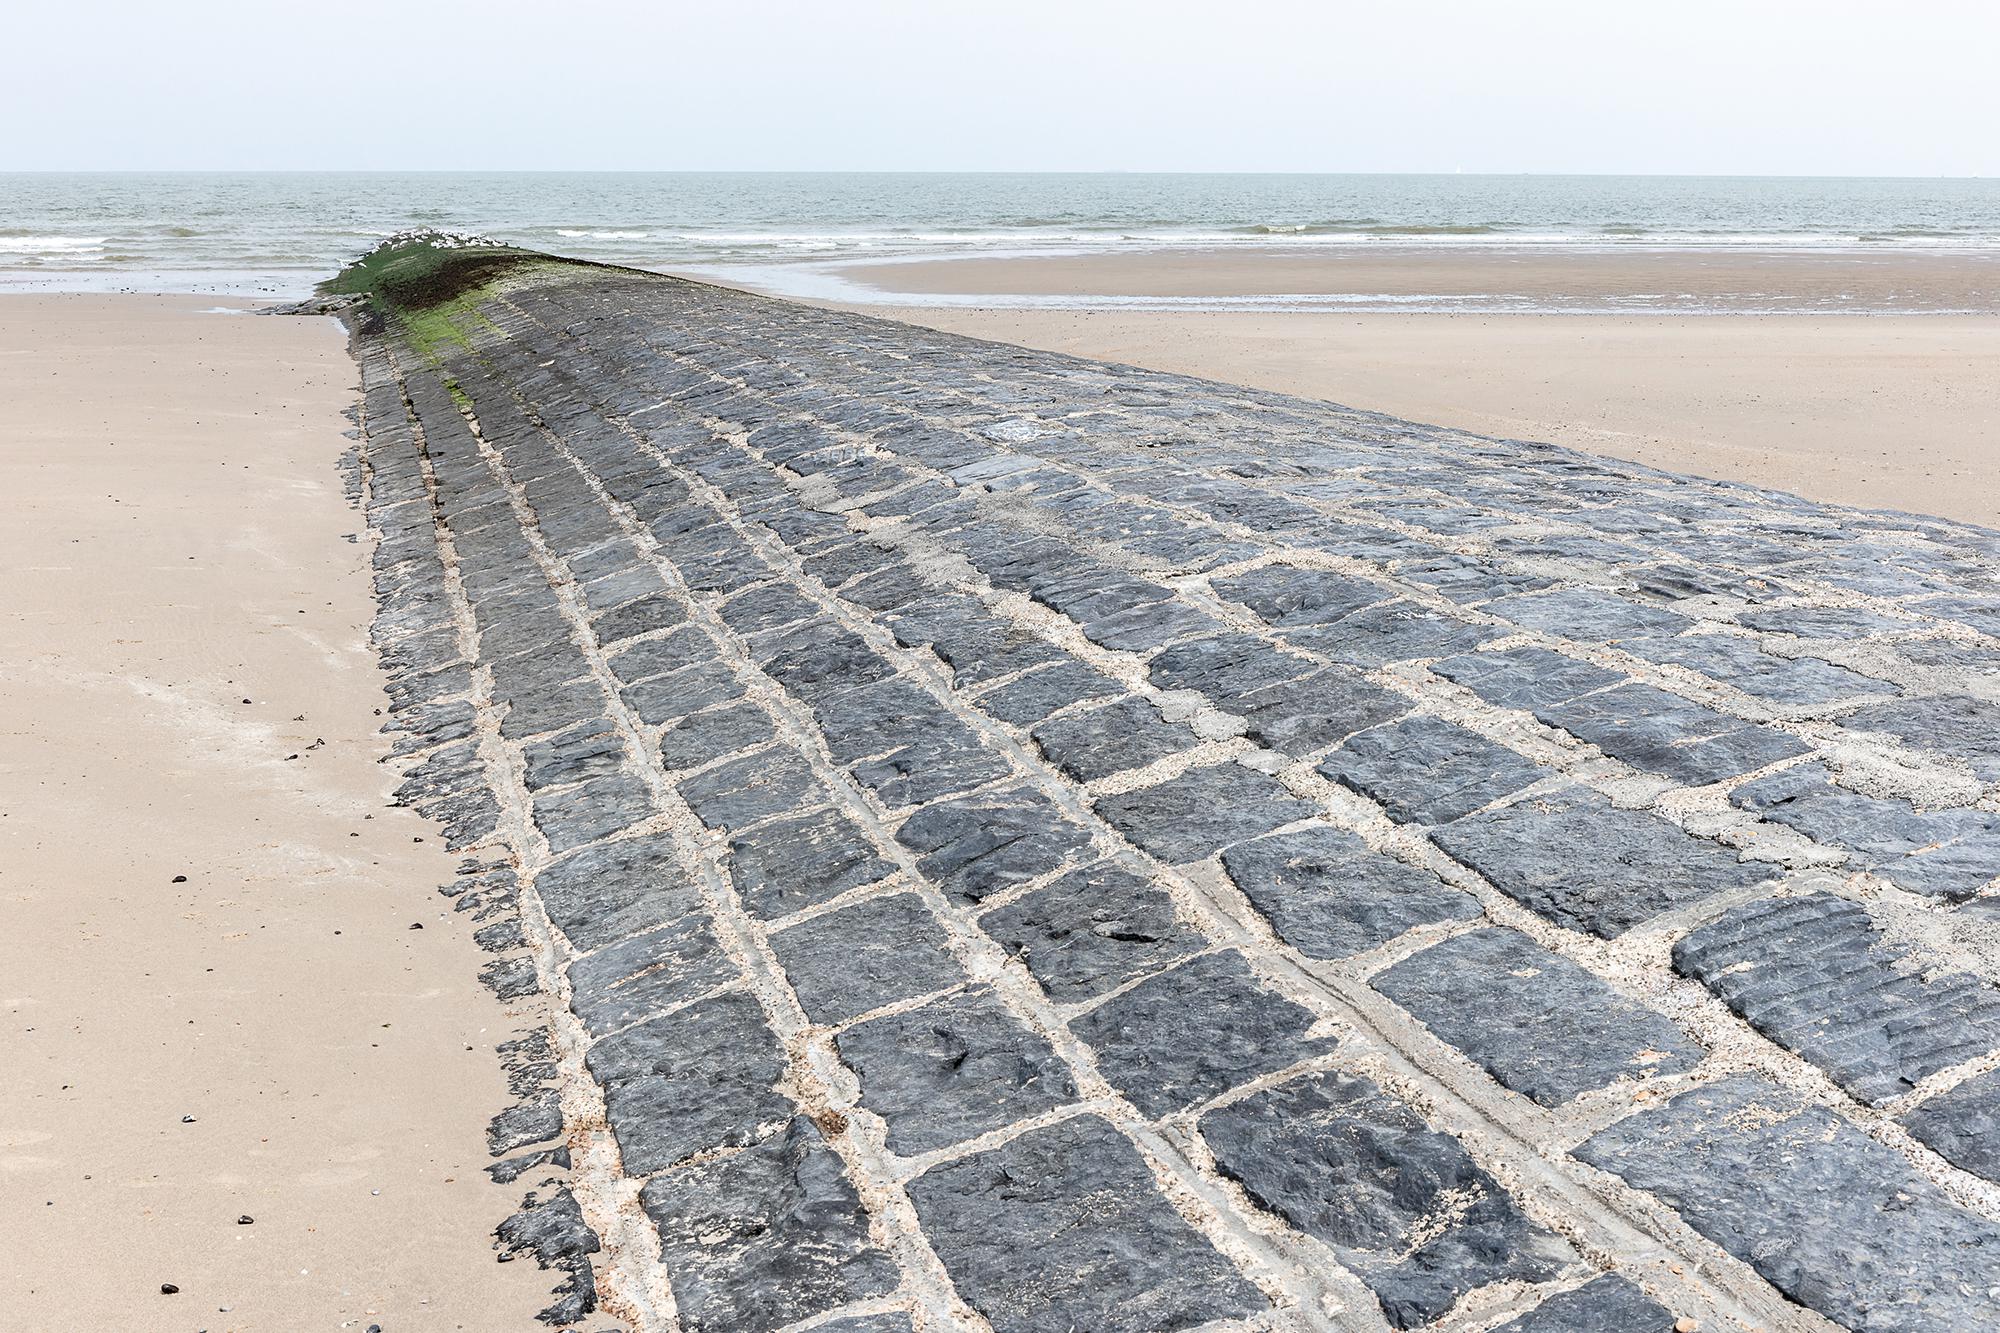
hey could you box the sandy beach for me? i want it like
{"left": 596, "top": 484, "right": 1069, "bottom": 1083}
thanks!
{"left": 0, "top": 295, "right": 551, "bottom": 1329}
{"left": 800, "top": 249, "right": 2000, "bottom": 529}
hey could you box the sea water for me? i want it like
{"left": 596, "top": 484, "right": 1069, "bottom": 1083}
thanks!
{"left": 4, "top": 171, "right": 1998, "bottom": 305}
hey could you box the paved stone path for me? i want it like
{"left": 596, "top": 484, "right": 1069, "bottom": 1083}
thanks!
{"left": 348, "top": 257, "right": 2000, "bottom": 1332}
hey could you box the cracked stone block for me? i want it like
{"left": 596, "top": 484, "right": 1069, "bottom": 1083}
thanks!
{"left": 978, "top": 859, "right": 1203, "bottom": 1003}
{"left": 679, "top": 747, "right": 823, "bottom": 831}
{"left": 1738, "top": 605, "right": 1910, "bottom": 639}
{"left": 906, "top": 1113, "right": 1265, "bottom": 1333}
{"left": 1031, "top": 696, "right": 1198, "bottom": 781}
{"left": 608, "top": 624, "right": 715, "bottom": 684}
{"left": 1094, "top": 763, "right": 1317, "bottom": 864}
{"left": 1433, "top": 787, "right": 1769, "bottom": 937}
{"left": 622, "top": 662, "right": 747, "bottom": 725}
{"left": 531, "top": 771, "right": 653, "bottom": 853}
{"left": 728, "top": 807, "right": 897, "bottom": 920}
{"left": 1490, "top": 1276, "right": 1677, "bottom": 1332}
{"left": 593, "top": 592, "right": 688, "bottom": 644}
{"left": 1212, "top": 563, "right": 1392, "bottom": 626}
{"left": 1233, "top": 664, "right": 1412, "bottom": 756}
{"left": 1623, "top": 633, "right": 1895, "bottom": 707}
{"left": 1286, "top": 599, "right": 1498, "bottom": 666}
{"left": 521, "top": 723, "right": 625, "bottom": 791}
{"left": 1488, "top": 587, "right": 1694, "bottom": 641}
{"left": 1840, "top": 695, "right": 2000, "bottom": 781}
{"left": 641, "top": 1116, "right": 898, "bottom": 1333}
{"left": 1904, "top": 1069, "right": 2000, "bottom": 1183}
{"left": 1732, "top": 762, "right": 2000, "bottom": 897}
{"left": 1317, "top": 715, "right": 1547, "bottom": 824}
{"left": 584, "top": 992, "right": 791, "bottom": 1174}
{"left": 1672, "top": 893, "right": 2000, "bottom": 1105}
{"left": 1202, "top": 1069, "right": 1572, "bottom": 1328}
{"left": 1146, "top": 633, "right": 1316, "bottom": 705}
{"left": 1078, "top": 598, "right": 1219, "bottom": 653}
{"left": 565, "top": 914, "right": 735, "bottom": 1035}
{"left": 1578, "top": 1075, "right": 2000, "bottom": 1331}
{"left": 1071, "top": 950, "right": 1332, "bottom": 1116}
{"left": 1534, "top": 682, "right": 1811, "bottom": 786}
{"left": 495, "top": 1184, "right": 600, "bottom": 1326}
{"left": 753, "top": 620, "right": 896, "bottom": 701}
{"left": 1432, "top": 646, "right": 1625, "bottom": 714}
{"left": 658, "top": 700, "right": 778, "bottom": 771}
{"left": 718, "top": 582, "right": 821, "bottom": 635}
{"left": 811, "top": 1316, "right": 915, "bottom": 1333}
{"left": 1221, "top": 825, "right": 1480, "bottom": 960}
{"left": 499, "top": 675, "right": 604, "bottom": 739}
{"left": 769, "top": 893, "right": 964, "bottom": 1024}
{"left": 975, "top": 660, "right": 1123, "bottom": 726}
{"left": 534, "top": 832, "right": 702, "bottom": 953}
{"left": 896, "top": 786, "right": 1095, "bottom": 904}
{"left": 836, "top": 987, "right": 1077, "bottom": 1154}
{"left": 1374, "top": 928, "right": 1702, "bottom": 1105}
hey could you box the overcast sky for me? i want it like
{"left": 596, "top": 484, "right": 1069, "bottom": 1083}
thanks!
{"left": 7, "top": 0, "right": 1994, "bottom": 175}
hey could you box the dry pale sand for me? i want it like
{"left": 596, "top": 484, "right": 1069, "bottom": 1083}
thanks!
{"left": 0, "top": 295, "right": 552, "bottom": 1329}
{"left": 856, "top": 300, "right": 2000, "bottom": 529}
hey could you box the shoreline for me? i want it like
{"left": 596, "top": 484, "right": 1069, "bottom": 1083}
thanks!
{"left": 0, "top": 294, "right": 554, "bottom": 1328}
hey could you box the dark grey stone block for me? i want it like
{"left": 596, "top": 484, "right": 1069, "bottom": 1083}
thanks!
{"left": 1841, "top": 695, "right": 2000, "bottom": 781}
{"left": 837, "top": 988, "right": 1076, "bottom": 1154}
{"left": 535, "top": 831, "right": 702, "bottom": 953}
{"left": 975, "top": 660, "right": 1123, "bottom": 726}
{"left": 585, "top": 992, "right": 791, "bottom": 1174}
{"left": 566, "top": 914, "right": 734, "bottom": 1035}
{"left": 1732, "top": 762, "right": 2000, "bottom": 897}
{"left": 593, "top": 592, "right": 687, "bottom": 644}
{"left": 678, "top": 747, "right": 822, "bottom": 831}
{"left": 608, "top": 624, "right": 715, "bottom": 684}
{"left": 978, "top": 859, "right": 1203, "bottom": 1003}
{"left": 1488, "top": 588, "right": 1693, "bottom": 641}
{"left": 1490, "top": 1276, "right": 1677, "bottom": 1332}
{"left": 1094, "top": 763, "right": 1317, "bottom": 864}
{"left": 1232, "top": 665, "right": 1412, "bottom": 756}
{"left": 896, "top": 786, "right": 1095, "bottom": 903}
{"left": 1031, "top": 696, "right": 1198, "bottom": 781}
{"left": 1905, "top": 1069, "right": 2000, "bottom": 1183}
{"left": 1433, "top": 788, "right": 1768, "bottom": 937}
{"left": 521, "top": 723, "right": 625, "bottom": 791}
{"left": 641, "top": 1116, "right": 898, "bottom": 1333}
{"left": 1202, "top": 1069, "right": 1572, "bottom": 1328}
{"left": 1432, "top": 646, "right": 1625, "bottom": 713}
{"left": 1673, "top": 893, "right": 2000, "bottom": 1105}
{"left": 770, "top": 893, "right": 963, "bottom": 1024}
{"left": 658, "top": 701, "right": 777, "bottom": 771}
{"left": 1071, "top": 950, "right": 1331, "bottom": 1116}
{"left": 1286, "top": 599, "right": 1498, "bottom": 666}
{"left": 1375, "top": 927, "right": 1702, "bottom": 1105}
{"left": 1212, "top": 563, "right": 1391, "bottom": 626}
{"left": 1318, "top": 715, "right": 1547, "bottom": 824}
{"left": 531, "top": 771, "right": 653, "bottom": 853}
{"left": 622, "top": 662, "right": 746, "bottom": 725}
{"left": 906, "top": 1114, "right": 1265, "bottom": 1333}
{"left": 728, "top": 807, "right": 897, "bottom": 920}
{"left": 1221, "top": 825, "right": 1480, "bottom": 959}
{"left": 1535, "top": 683, "right": 1811, "bottom": 786}
{"left": 1579, "top": 1075, "right": 2000, "bottom": 1331}
{"left": 1624, "top": 633, "right": 1895, "bottom": 707}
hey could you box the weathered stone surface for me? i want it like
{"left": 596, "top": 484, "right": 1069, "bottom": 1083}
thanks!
{"left": 534, "top": 832, "right": 701, "bottom": 952}
{"left": 836, "top": 988, "right": 1076, "bottom": 1153}
{"left": 1841, "top": 695, "right": 2000, "bottom": 781}
{"left": 641, "top": 1116, "right": 898, "bottom": 1333}
{"left": 1031, "top": 696, "right": 1198, "bottom": 781}
{"left": 1579, "top": 1076, "right": 2000, "bottom": 1331}
{"left": 896, "top": 786, "right": 1094, "bottom": 903}
{"left": 530, "top": 771, "right": 653, "bottom": 852}
{"left": 769, "top": 893, "right": 963, "bottom": 1024}
{"left": 585, "top": 993, "right": 790, "bottom": 1173}
{"left": 1375, "top": 928, "right": 1702, "bottom": 1104}
{"left": 975, "top": 659, "right": 1122, "bottom": 725}
{"left": 1491, "top": 1276, "right": 1678, "bottom": 1332}
{"left": 1071, "top": 950, "right": 1331, "bottom": 1116}
{"left": 566, "top": 914, "right": 733, "bottom": 1035}
{"left": 1905, "top": 1069, "right": 2000, "bottom": 1183}
{"left": 1432, "top": 646, "right": 1624, "bottom": 713}
{"left": 907, "top": 1114, "right": 1265, "bottom": 1332}
{"left": 1433, "top": 788, "right": 1768, "bottom": 937}
{"left": 1095, "top": 763, "right": 1317, "bottom": 864}
{"left": 728, "top": 807, "right": 897, "bottom": 920}
{"left": 1203, "top": 1070, "right": 1573, "bottom": 1327}
{"left": 1222, "top": 825, "right": 1480, "bottom": 959}
{"left": 679, "top": 747, "right": 823, "bottom": 830}
{"left": 1489, "top": 587, "right": 1692, "bottom": 641}
{"left": 1535, "top": 682, "right": 1811, "bottom": 786}
{"left": 1317, "top": 715, "right": 1547, "bottom": 824}
{"left": 1673, "top": 893, "right": 2000, "bottom": 1104}
{"left": 657, "top": 700, "right": 776, "bottom": 770}
{"left": 978, "top": 859, "right": 1203, "bottom": 1002}
{"left": 1624, "top": 632, "right": 1895, "bottom": 707}
{"left": 1732, "top": 762, "right": 2000, "bottom": 896}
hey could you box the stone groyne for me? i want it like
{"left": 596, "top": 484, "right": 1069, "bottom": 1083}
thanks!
{"left": 338, "top": 240, "right": 2000, "bottom": 1332}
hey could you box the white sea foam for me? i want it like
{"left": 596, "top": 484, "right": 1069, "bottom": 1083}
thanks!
{"left": 0, "top": 235, "right": 109, "bottom": 255}
{"left": 555, "top": 229, "right": 650, "bottom": 239}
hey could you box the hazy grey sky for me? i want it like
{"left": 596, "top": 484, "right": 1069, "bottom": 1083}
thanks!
{"left": 8, "top": 0, "right": 1995, "bottom": 175}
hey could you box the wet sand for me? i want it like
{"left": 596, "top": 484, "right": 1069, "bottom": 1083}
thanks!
{"left": 0, "top": 295, "right": 552, "bottom": 1329}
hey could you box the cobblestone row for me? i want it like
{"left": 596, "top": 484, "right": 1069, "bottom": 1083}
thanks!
{"left": 346, "top": 261, "right": 2000, "bottom": 1333}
